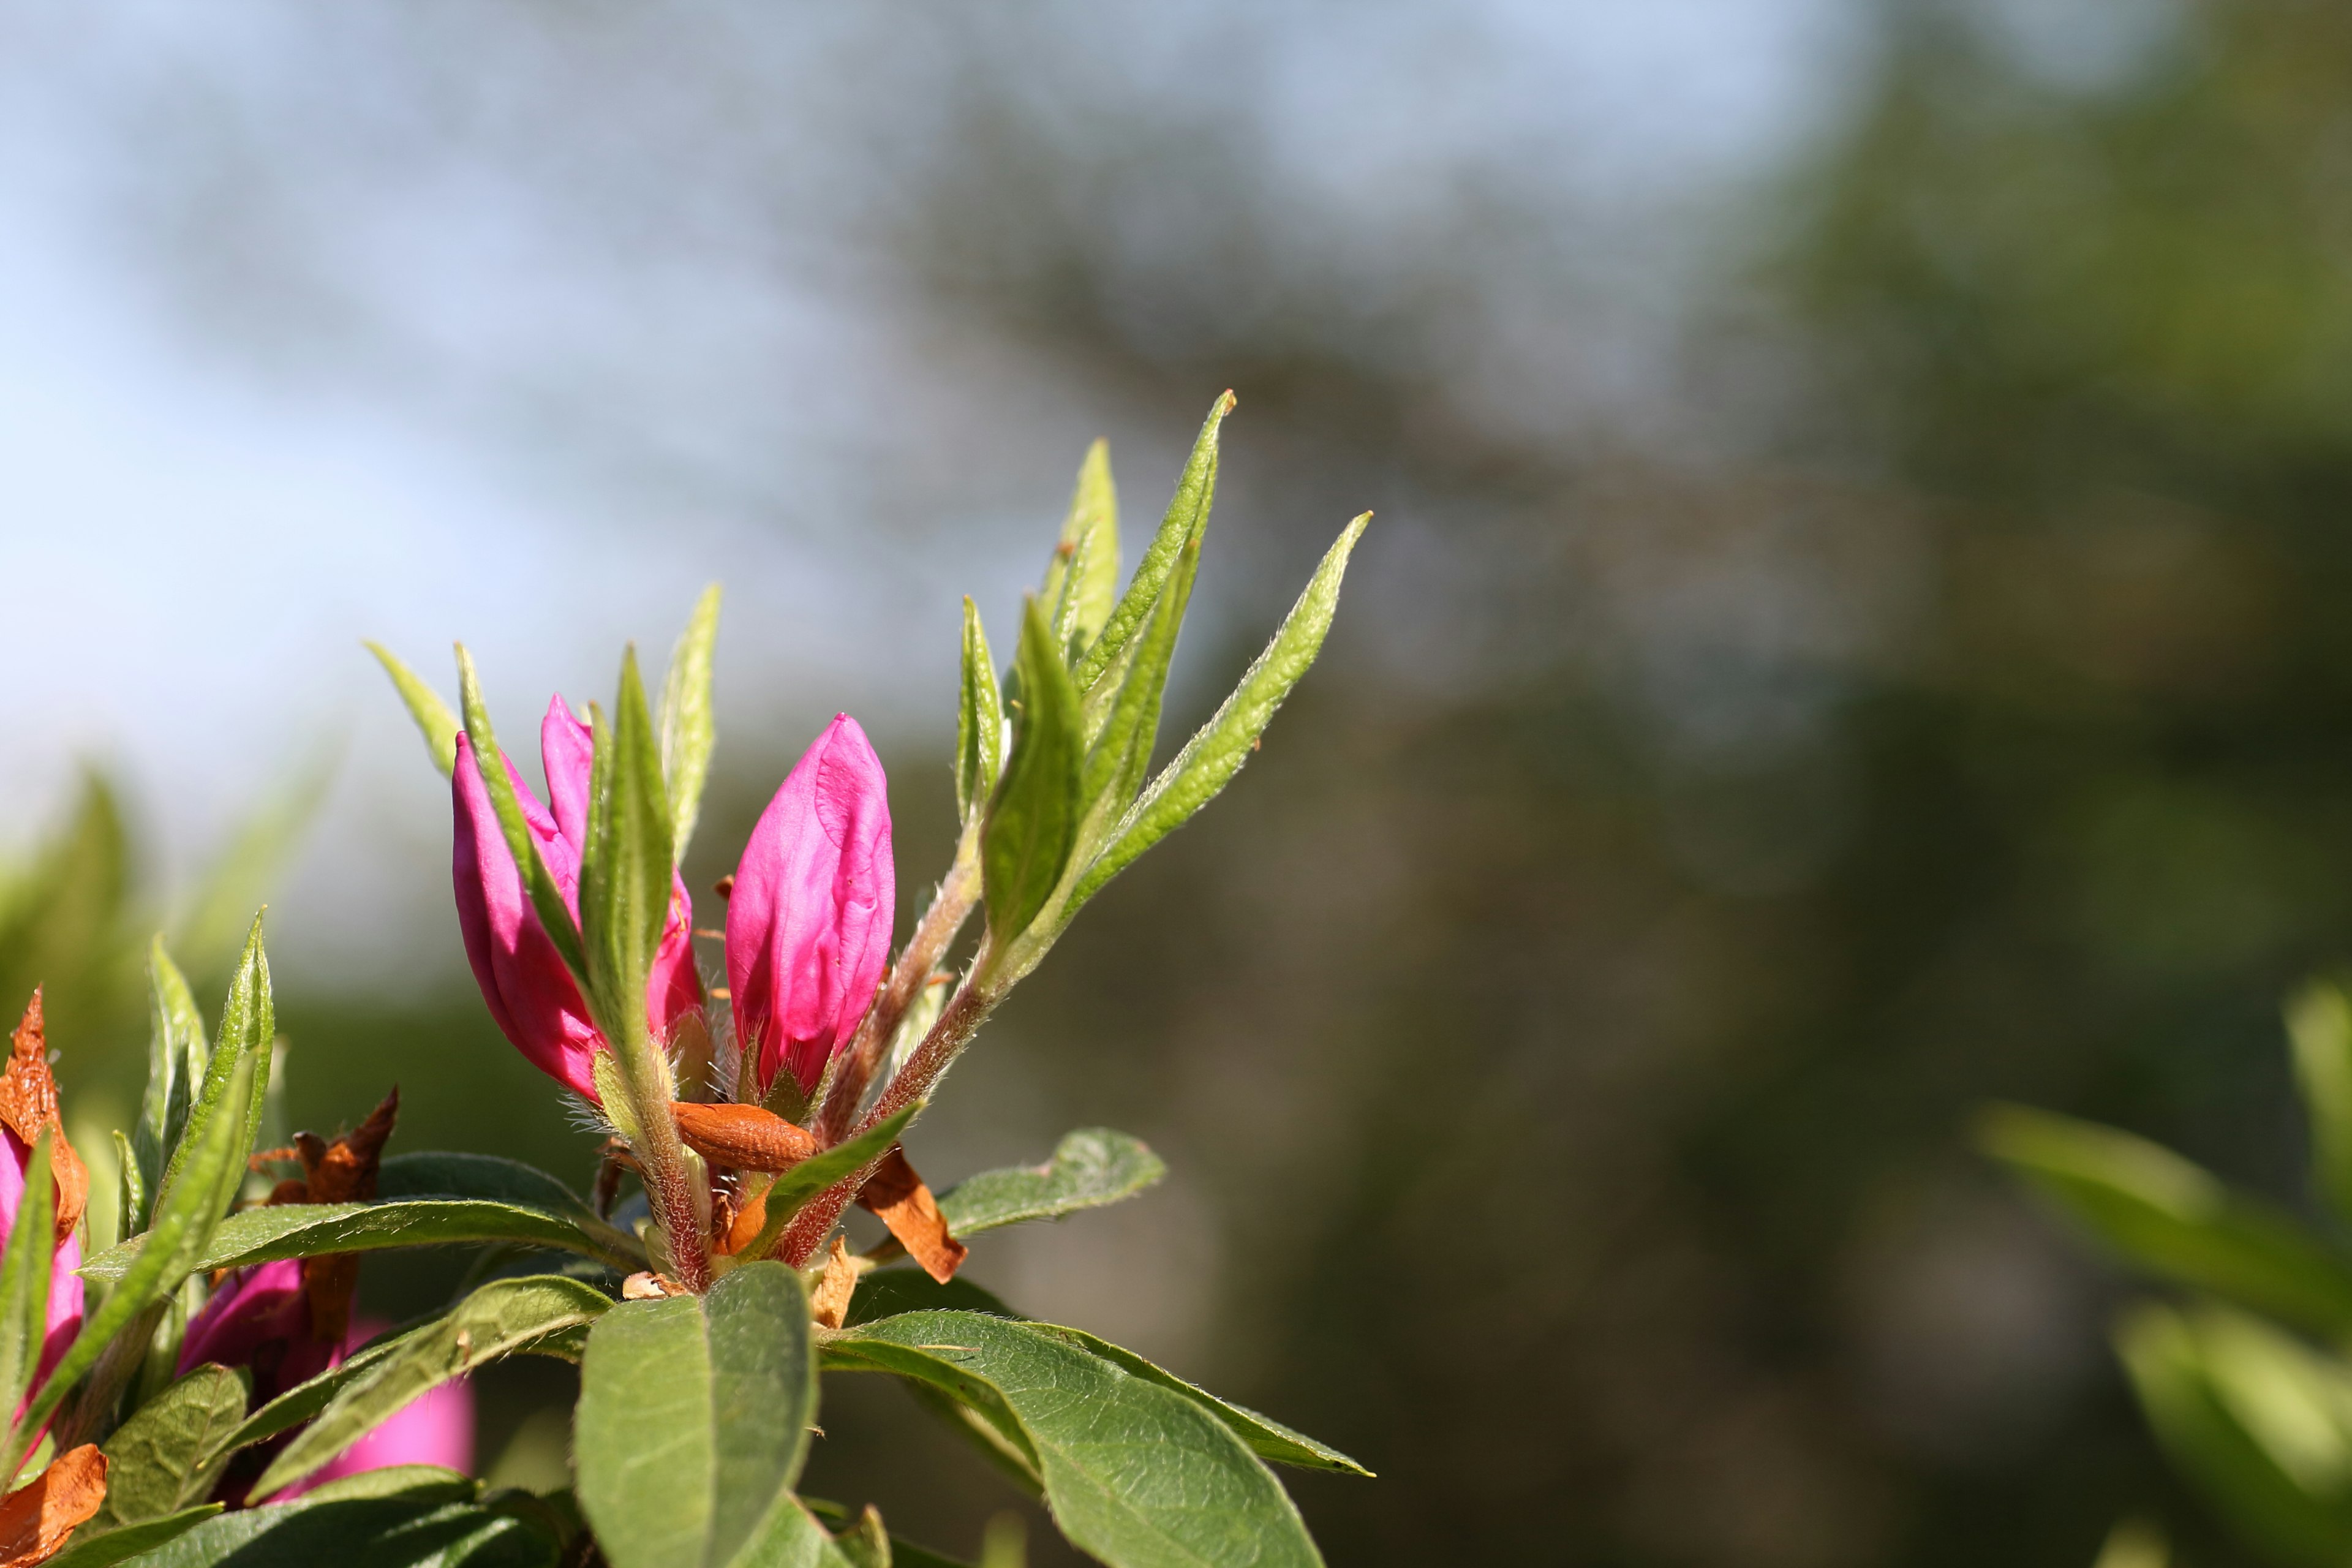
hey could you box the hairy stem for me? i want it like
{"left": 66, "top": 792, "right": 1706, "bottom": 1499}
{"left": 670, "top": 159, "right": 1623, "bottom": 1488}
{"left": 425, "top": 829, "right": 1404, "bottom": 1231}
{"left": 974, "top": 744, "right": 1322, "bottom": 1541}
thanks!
{"left": 815, "top": 828, "right": 981, "bottom": 1144}
{"left": 613, "top": 1028, "right": 710, "bottom": 1293}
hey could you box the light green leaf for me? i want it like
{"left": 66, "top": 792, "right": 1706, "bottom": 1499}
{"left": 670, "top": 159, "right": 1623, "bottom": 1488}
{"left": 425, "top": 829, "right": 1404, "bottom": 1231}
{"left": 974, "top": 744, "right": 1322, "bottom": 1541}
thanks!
{"left": 660, "top": 584, "right": 723, "bottom": 861}
{"left": 368, "top": 641, "right": 462, "bottom": 777}
{"left": 937, "top": 1129, "right": 1166, "bottom": 1238}
{"left": 124, "top": 1480, "right": 554, "bottom": 1568}
{"left": 2117, "top": 1300, "right": 2352, "bottom": 1566}
{"left": 89, "top": 1364, "right": 247, "bottom": 1531}
{"left": 1071, "top": 514, "right": 1366, "bottom": 915}
{"left": 154, "top": 914, "right": 272, "bottom": 1219}
{"left": 44, "top": 1505, "right": 224, "bottom": 1568}
{"left": 83, "top": 1197, "right": 643, "bottom": 1286}
{"left": 729, "top": 1106, "right": 920, "bottom": 1269}
{"left": 734, "top": 1497, "right": 865, "bottom": 1568}
{"left": 575, "top": 1261, "right": 816, "bottom": 1568}
{"left": 109, "top": 1131, "right": 138, "bottom": 1257}
{"left": 1071, "top": 393, "right": 1232, "bottom": 695}
{"left": 578, "top": 648, "right": 674, "bottom": 1052}
{"left": 0, "top": 1129, "right": 58, "bottom": 1419}
{"left": 130, "top": 938, "right": 206, "bottom": 1234}
{"left": 2291, "top": 979, "right": 2352, "bottom": 1226}
{"left": 982, "top": 598, "right": 1083, "bottom": 953}
{"left": 21, "top": 1050, "right": 254, "bottom": 1452}
{"left": 956, "top": 599, "right": 1005, "bottom": 826}
{"left": 457, "top": 646, "right": 588, "bottom": 982}
{"left": 1074, "top": 522, "right": 1199, "bottom": 858}
{"left": 827, "top": 1311, "right": 1324, "bottom": 1568}
{"left": 1982, "top": 1103, "right": 2352, "bottom": 1335}
{"left": 803, "top": 1498, "right": 982, "bottom": 1568}
{"left": 251, "top": 1275, "right": 612, "bottom": 1499}
{"left": 1044, "top": 438, "right": 1120, "bottom": 665}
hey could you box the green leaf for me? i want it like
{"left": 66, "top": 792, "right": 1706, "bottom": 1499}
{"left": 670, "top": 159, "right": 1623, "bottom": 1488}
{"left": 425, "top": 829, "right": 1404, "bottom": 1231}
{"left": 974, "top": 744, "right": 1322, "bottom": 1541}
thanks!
{"left": 1071, "top": 393, "right": 1232, "bottom": 695}
{"left": 251, "top": 1275, "right": 612, "bottom": 1499}
{"left": 89, "top": 1364, "right": 247, "bottom": 1531}
{"left": 1044, "top": 438, "right": 1120, "bottom": 665}
{"left": 130, "top": 938, "right": 206, "bottom": 1234}
{"left": 734, "top": 1498, "right": 865, "bottom": 1568}
{"left": 154, "top": 913, "right": 272, "bottom": 1219}
{"left": 802, "top": 1499, "right": 984, "bottom": 1568}
{"left": 2291, "top": 979, "right": 2352, "bottom": 1225}
{"left": 0, "top": 1129, "right": 57, "bottom": 1419}
{"left": 660, "top": 585, "right": 723, "bottom": 862}
{"left": 1070, "top": 514, "right": 1367, "bottom": 915}
{"left": 2117, "top": 1300, "right": 2352, "bottom": 1566}
{"left": 578, "top": 649, "right": 674, "bottom": 1052}
{"left": 368, "top": 641, "right": 463, "bottom": 777}
{"left": 44, "top": 1505, "right": 224, "bottom": 1568}
{"left": 937, "top": 1129, "right": 1167, "bottom": 1238}
{"left": 575, "top": 1261, "right": 816, "bottom": 1568}
{"left": 21, "top": 1050, "right": 254, "bottom": 1453}
{"left": 1980, "top": 1103, "right": 2352, "bottom": 1335}
{"left": 456, "top": 646, "right": 587, "bottom": 982}
{"left": 376, "top": 1152, "right": 603, "bottom": 1218}
{"left": 956, "top": 599, "right": 1006, "bottom": 826}
{"left": 729, "top": 1105, "right": 920, "bottom": 1270}
{"left": 109, "top": 1131, "right": 139, "bottom": 1256}
{"left": 982, "top": 598, "right": 1084, "bottom": 952}
{"left": 1021, "top": 1324, "right": 1369, "bottom": 1477}
{"left": 123, "top": 1481, "right": 556, "bottom": 1568}
{"left": 827, "top": 1311, "right": 1324, "bottom": 1568}
{"left": 844, "top": 1268, "right": 1018, "bottom": 1327}
{"left": 83, "top": 1198, "right": 643, "bottom": 1286}
{"left": 1074, "top": 507, "right": 1198, "bottom": 810}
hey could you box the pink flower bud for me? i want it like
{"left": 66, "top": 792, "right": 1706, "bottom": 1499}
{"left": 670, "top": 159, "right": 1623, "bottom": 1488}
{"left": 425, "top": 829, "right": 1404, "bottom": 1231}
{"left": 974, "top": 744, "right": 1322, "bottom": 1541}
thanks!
{"left": 453, "top": 697, "right": 702, "bottom": 1101}
{"left": 0, "top": 1129, "right": 78, "bottom": 1414}
{"left": 725, "top": 714, "right": 894, "bottom": 1099}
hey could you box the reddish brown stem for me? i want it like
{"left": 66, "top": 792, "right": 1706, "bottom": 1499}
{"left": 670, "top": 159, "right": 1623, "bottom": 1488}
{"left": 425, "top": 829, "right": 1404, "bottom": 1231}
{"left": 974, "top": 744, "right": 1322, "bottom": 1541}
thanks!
{"left": 815, "top": 849, "right": 979, "bottom": 1144}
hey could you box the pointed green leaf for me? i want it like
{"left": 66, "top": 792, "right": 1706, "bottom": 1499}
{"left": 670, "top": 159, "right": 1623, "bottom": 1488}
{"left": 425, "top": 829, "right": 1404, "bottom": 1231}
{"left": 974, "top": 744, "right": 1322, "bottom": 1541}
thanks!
{"left": 456, "top": 646, "right": 587, "bottom": 982}
{"left": 2117, "top": 1301, "right": 2352, "bottom": 1564}
{"left": 131, "top": 939, "right": 205, "bottom": 1233}
{"left": 251, "top": 1275, "right": 612, "bottom": 1499}
{"left": 375, "top": 1152, "right": 603, "bottom": 1219}
{"left": 955, "top": 599, "right": 1005, "bottom": 825}
{"left": 2291, "top": 979, "right": 2352, "bottom": 1225}
{"left": 827, "top": 1311, "right": 1324, "bottom": 1568}
{"left": 368, "top": 641, "right": 463, "bottom": 777}
{"left": 0, "top": 1130, "right": 58, "bottom": 1420}
{"left": 737, "top": 1498, "right": 866, "bottom": 1568}
{"left": 728, "top": 1104, "right": 920, "bottom": 1268}
{"left": 156, "top": 913, "right": 271, "bottom": 1218}
{"left": 982, "top": 598, "right": 1083, "bottom": 951}
{"left": 1071, "top": 393, "right": 1232, "bottom": 695}
{"left": 82, "top": 1197, "right": 644, "bottom": 1286}
{"left": 578, "top": 649, "right": 674, "bottom": 1051}
{"left": 1044, "top": 439, "right": 1120, "bottom": 665}
{"left": 89, "top": 1364, "right": 247, "bottom": 1531}
{"left": 575, "top": 1261, "right": 816, "bottom": 1568}
{"left": 119, "top": 1483, "right": 553, "bottom": 1567}
{"left": 1980, "top": 1103, "right": 2352, "bottom": 1335}
{"left": 1071, "top": 514, "right": 1365, "bottom": 915}
{"left": 660, "top": 585, "right": 723, "bottom": 861}
{"left": 43, "top": 1505, "right": 224, "bottom": 1568}
{"left": 1074, "top": 524, "right": 1199, "bottom": 858}
{"left": 22, "top": 1051, "right": 254, "bottom": 1451}
{"left": 936, "top": 1129, "right": 1166, "bottom": 1238}
{"left": 109, "top": 1131, "right": 140, "bottom": 1255}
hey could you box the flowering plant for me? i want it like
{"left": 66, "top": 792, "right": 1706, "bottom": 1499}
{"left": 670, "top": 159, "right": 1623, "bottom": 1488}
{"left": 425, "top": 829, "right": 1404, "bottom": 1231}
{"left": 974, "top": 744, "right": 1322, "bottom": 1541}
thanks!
{"left": 0, "top": 395, "right": 1369, "bottom": 1567}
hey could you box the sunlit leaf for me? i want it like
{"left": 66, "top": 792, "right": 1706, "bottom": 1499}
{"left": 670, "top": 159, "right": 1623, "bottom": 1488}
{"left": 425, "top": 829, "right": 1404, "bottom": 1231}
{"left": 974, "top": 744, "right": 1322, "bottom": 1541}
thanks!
{"left": 956, "top": 598, "right": 1005, "bottom": 826}
{"left": 82, "top": 1197, "right": 643, "bottom": 1286}
{"left": 1044, "top": 438, "right": 1120, "bottom": 665}
{"left": 1070, "top": 393, "right": 1232, "bottom": 695}
{"left": 936, "top": 1129, "right": 1166, "bottom": 1238}
{"left": 367, "top": 641, "right": 462, "bottom": 777}
{"left": 659, "top": 584, "right": 723, "bottom": 862}
{"left": 982, "top": 598, "right": 1082, "bottom": 952}
{"left": 88, "top": 1364, "right": 246, "bottom": 1532}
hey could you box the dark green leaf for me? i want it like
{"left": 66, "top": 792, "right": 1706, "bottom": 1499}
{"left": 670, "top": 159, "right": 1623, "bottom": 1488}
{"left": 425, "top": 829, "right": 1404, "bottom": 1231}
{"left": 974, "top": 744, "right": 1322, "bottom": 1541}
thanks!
{"left": 1071, "top": 514, "right": 1368, "bottom": 914}
{"left": 368, "top": 641, "right": 462, "bottom": 777}
{"left": 956, "top": 598, "right": 1006, "bottom": 826}
{"left": 45, "top": 1505, "right": 223, "bottom": 1568}
{"left": 1044, "top": 438, "right": 1120, "bottom": 665}
{"left": 456, "top": 646, "right": 587, "bottom": 982}
{"left": 376, "top": 1152, "right": 604, "bottom": 1221}
{"left": 730, "top": 1105, "right": 920, "bottom": 1268}
{"left": 843, "top": 1268, "right": 1018, "bottom": 1327}
{"left": 1070, "top": 393, "right": 1231, "bottom": 695}
{"left": 937, "top": 1129, "right": 1166, "bottom": 1238}
{"left": 1980, "top": 1103, "right": 2352, "bottom": 1335}
{"left": 1022, "top": 1324, "right": 1370, "bottom": 1477}
{"left": 0, "top": 1129, "right": 55, "bottom": 1422}
{"left": 130, "top": 938, "right": 206, "bottom": 1232}
{"left": 660, "top": 585, "right": 723, "bottom": 862}
{"left": 251, "top": 1275, "right": 612, "bottom": 1499}
{"left": 126, "top": 1482, "right": 556, "bottom": 1568}
{"left": 578, "top": 648, "right": 674, "bottom": 1053}
{"left": 2291, "top": 980, "right": 2352, "bottom": 1224}
{"left": 154, "top": 913, "right": 272, "bottom": 1219}
{"left": 575, "top": 1261, "right": 816, "bottom": 1568}
{"left": 2117, "top": 1300, "right": 2352, "bottom": 1566}
{"left": 982, "top": 598, "right": 1083, "bottom": 952}
{"left": 91, "top": 1364, "right": 246, "bottom": 1530}
{"left": 802, "top": 1498, "right": 986, "bottom": 1568}
{"left": 829, "top": 1311, "right": 1324, "bottom": 1568}
{"left": 83, "top": 1199, "right": 643, "bottom": 1287}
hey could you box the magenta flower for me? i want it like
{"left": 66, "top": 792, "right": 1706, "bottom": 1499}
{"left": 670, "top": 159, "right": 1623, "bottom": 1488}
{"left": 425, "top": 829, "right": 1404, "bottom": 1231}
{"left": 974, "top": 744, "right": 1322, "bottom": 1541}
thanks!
{"left": 453, "top": 697, "right": 703, "bottom": 1100}
{"left": 0, "top": 1129, "right": 79, "bottom": 1415}
{"left": 726, "top": 714, "right": 894, "bottom": 1098}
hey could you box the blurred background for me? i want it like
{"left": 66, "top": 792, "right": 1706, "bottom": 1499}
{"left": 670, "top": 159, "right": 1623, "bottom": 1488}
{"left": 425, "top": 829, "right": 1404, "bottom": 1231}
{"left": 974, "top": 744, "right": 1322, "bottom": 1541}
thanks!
{"left": 3, "top": 0, "right": 2346, "bottom": 1561}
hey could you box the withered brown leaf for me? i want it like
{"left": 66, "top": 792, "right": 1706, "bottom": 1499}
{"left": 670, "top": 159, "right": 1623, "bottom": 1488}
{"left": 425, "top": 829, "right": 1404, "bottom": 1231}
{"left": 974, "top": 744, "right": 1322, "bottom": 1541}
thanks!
{"left": 856, "top": 1147, "right": 967, "bottom": 1284}
{"left": 0, "top": 1444, "right": 105, "bottom": 1567}
{"left": 0, "top": 993, "right": 88, "bottom": 1248}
